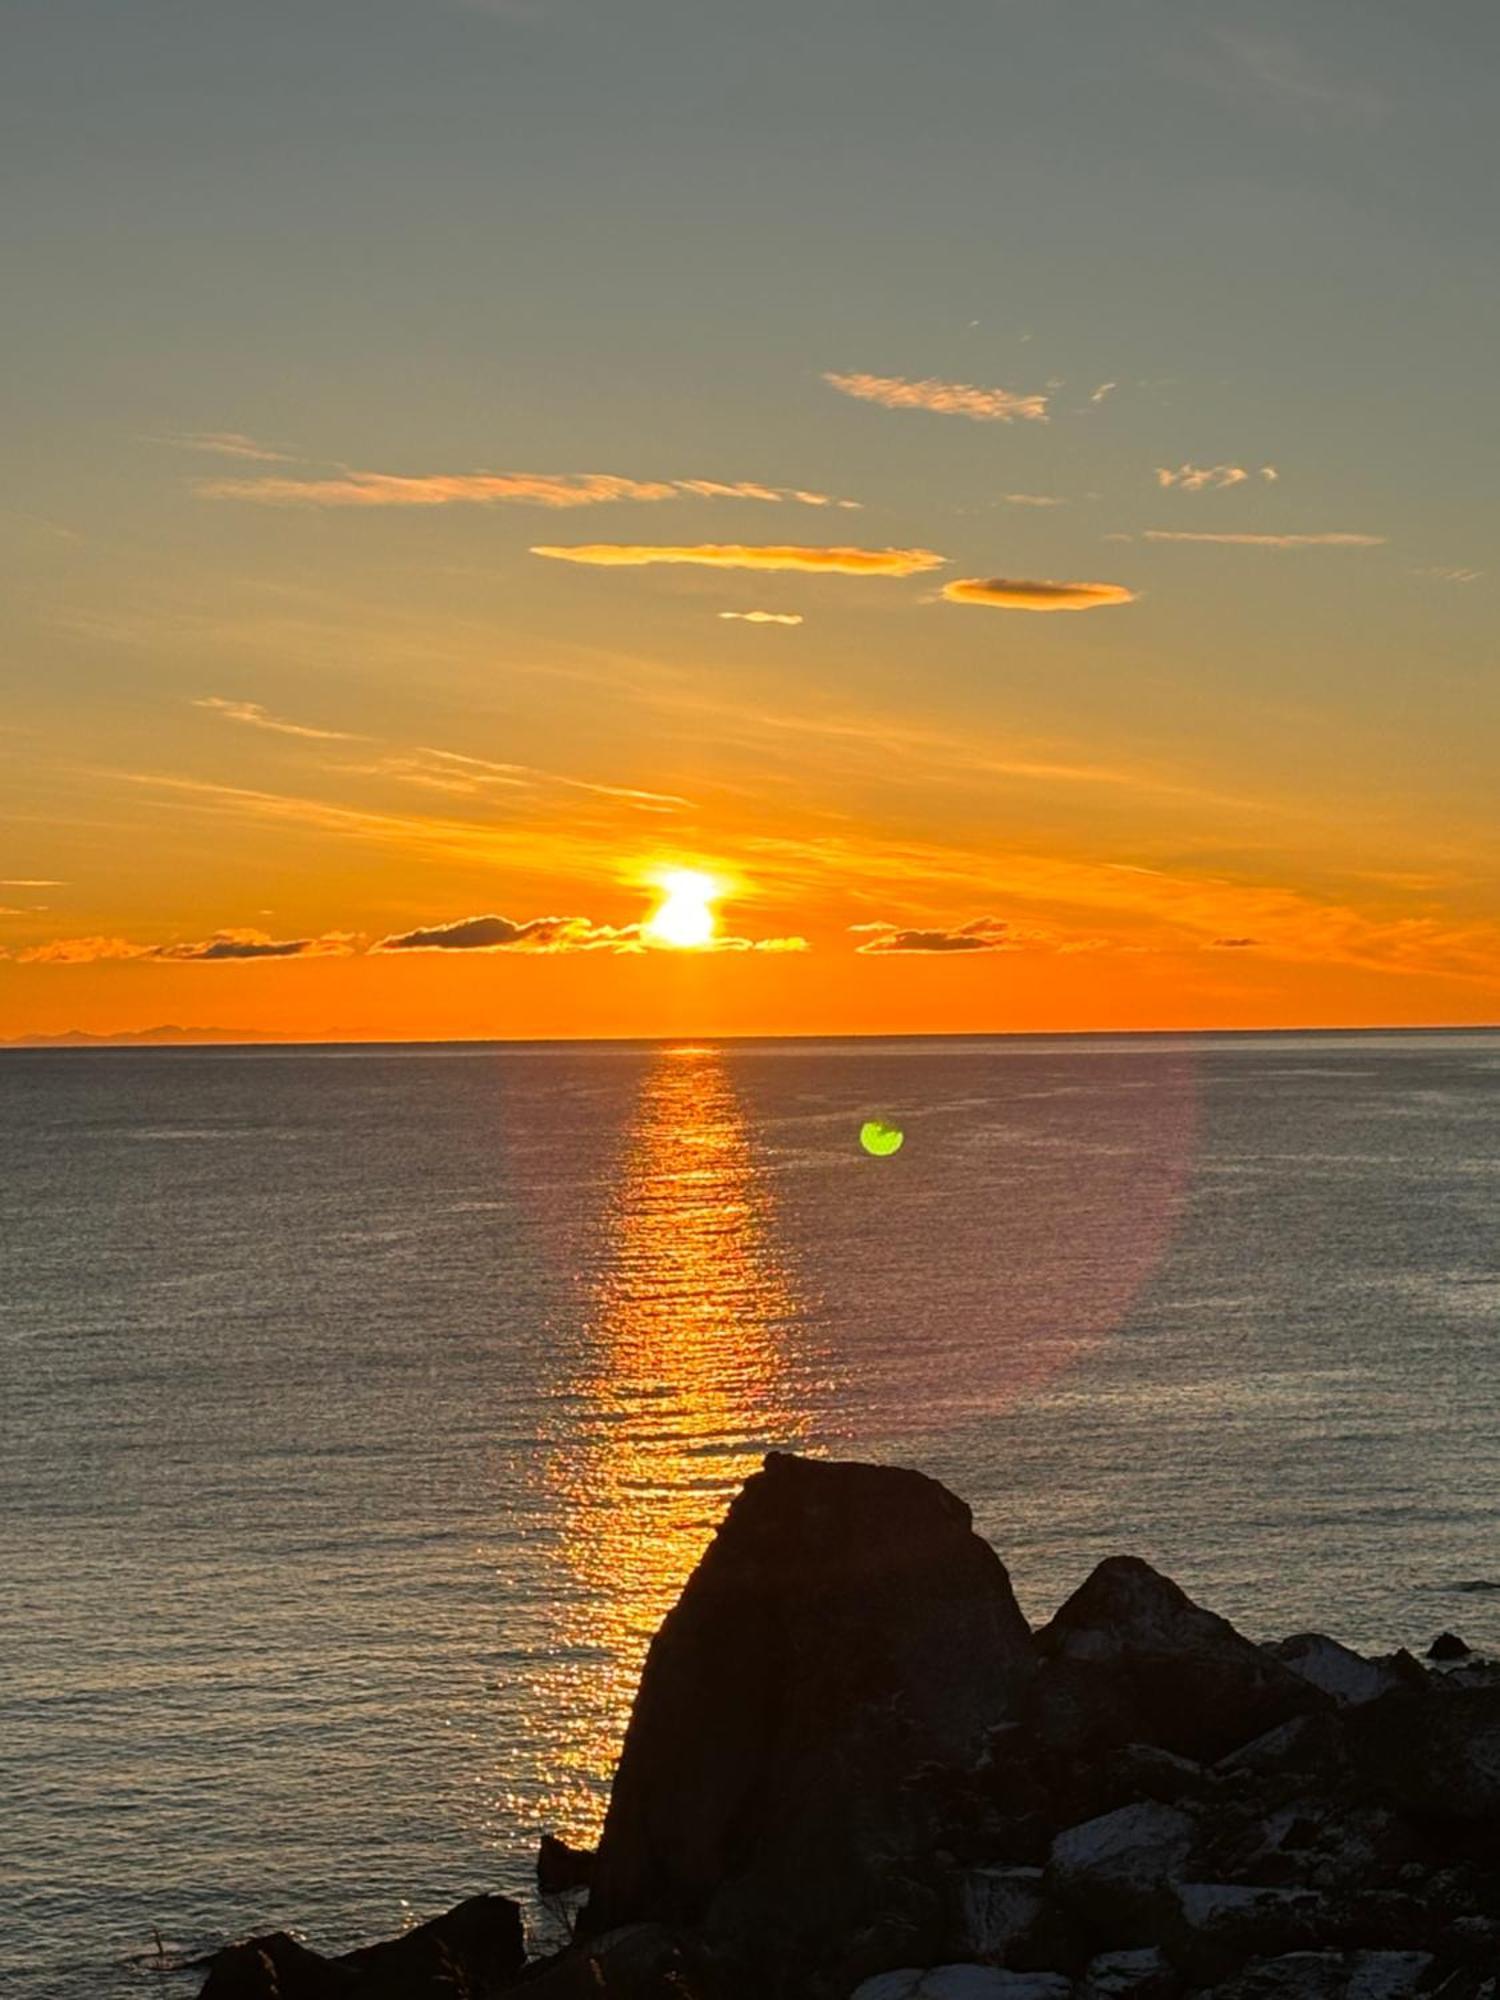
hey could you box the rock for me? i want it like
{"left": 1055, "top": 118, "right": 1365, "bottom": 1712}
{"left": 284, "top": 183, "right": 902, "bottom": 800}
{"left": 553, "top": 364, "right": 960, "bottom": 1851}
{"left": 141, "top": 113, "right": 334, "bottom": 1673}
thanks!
{"left": 1268, "top": 1636, "right": 1412, "bottom": 1709}
{"left": 537, "top": 1834, "right": 596, "bottom": 1896}
{"left": 1079, "top": 1947, "right": 1178, "bottom": 1999}
{"left": 1428, "top": 1632, "right": 1473, "bottom": 1662}
{"left": 1101, "top": 1745, "right": 1216, "bottom": 1809}
{"left": 1348, "top": 1686, "right": 1500, "bottom": 1819}
{"left": 1163, "top": 1883, "right": 1322, "bottom": 1984}
{"left": 1048, "top": 1802, "right": 1195, "bottom": 1941}
{"left": 585, "top": 1453, "right": 1035, "bottom": 1994}
{"left": 1213, "top": 1952, "right": 1438, "bottom": 2000}
{"left": 851, "top": 1971, "right": 1071, "bottom": 2000}
{"left": 1035, "top": 1559, "right": 1325, "bottom": 1764}
{"left": 199, "top": 1895, "right": 525, "bottom": 1999}
{"left": 1215, "top": 1713, "right": 1348, "bottom": 1781}
{"left": 948, "top": 1867, "right": 1046, "bottom": 1960}
{"left": 516, "top": 1922, "right": 717, "bottom": 2000}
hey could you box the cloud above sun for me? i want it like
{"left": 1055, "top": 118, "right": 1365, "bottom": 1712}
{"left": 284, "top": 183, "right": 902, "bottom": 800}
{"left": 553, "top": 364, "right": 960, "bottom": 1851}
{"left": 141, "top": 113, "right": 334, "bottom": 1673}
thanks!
{"left": 1140, "top": 530, "right": 1384, "bottom": 548}
{"left": 940, "top": 576, "right": 1138, "bottom": 612}
{"left": 824, "top": 371, "right": 1049, "bottom": 423}
{"left": 1156, "top": 464, "right": 1279, "bottom": 491}
{"left": 531, "top": 543, "right": 946, "bottom": 576}
{"left": 199, "top": 468, "right": 859, "bottom": 510}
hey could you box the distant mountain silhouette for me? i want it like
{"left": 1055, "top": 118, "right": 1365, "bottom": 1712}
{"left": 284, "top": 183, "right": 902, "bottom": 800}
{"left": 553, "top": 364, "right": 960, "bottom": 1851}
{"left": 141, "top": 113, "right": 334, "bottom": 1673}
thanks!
{"left": 1, "top": 1025, "right": 298, "bottom": 1047}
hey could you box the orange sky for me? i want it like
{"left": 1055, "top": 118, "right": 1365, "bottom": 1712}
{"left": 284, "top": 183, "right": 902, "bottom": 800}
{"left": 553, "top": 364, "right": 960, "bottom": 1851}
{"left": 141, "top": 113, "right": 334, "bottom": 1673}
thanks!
{"left": 4, "top": 3, "right": 1498, "bottom": 1041}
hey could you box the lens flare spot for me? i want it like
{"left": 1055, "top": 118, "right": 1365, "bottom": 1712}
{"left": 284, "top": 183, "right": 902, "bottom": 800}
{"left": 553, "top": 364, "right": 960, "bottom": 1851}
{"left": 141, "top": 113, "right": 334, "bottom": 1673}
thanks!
{"left": 860, "top": 1119, "right": 905, "bottom": 1158}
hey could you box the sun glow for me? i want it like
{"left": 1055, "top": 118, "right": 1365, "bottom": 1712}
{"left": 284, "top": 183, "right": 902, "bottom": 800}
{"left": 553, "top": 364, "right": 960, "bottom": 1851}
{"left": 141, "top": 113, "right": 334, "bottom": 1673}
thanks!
{"left": 643, "top": 869, "right": 720, "bottom": 949}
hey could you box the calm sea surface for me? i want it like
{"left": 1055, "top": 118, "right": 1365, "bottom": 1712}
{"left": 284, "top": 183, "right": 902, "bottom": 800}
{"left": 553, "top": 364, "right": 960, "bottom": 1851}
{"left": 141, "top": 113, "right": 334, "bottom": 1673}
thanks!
{"left": 5, "top": 1033, "right": 1500, "bottom": 1996}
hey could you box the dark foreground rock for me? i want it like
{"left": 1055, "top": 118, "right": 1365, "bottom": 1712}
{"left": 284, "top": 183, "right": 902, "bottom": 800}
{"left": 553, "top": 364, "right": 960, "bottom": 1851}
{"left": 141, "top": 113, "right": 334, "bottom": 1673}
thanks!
{"left": 202, "top": 1453, "right": 1500, "bottom": 2000}
{"left": 584, "top": 1452, "right": 1037, "bottom": 1994}
{"left": 199, "top": 1893, "right": 525, "bottom": 1998}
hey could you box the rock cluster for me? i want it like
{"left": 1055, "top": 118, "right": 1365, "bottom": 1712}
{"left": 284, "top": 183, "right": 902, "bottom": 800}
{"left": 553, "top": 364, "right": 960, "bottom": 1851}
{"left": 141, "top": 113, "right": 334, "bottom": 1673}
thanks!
{"left": 199, "top": 1454, "right": 1500, "bottom": 2000}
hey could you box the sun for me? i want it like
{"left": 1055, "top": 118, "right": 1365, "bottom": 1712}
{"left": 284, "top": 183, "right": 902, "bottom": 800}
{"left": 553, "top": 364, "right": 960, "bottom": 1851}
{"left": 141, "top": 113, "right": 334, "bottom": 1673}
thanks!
{"left": 643, "top": 869, "right": 721, "bottom": 950}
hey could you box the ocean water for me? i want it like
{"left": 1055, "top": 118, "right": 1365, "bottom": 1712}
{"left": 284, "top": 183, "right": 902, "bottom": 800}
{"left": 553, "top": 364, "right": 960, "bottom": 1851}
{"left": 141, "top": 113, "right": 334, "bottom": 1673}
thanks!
{"left": 4, "top": 1032, "right": 1500, "bottom": 1996}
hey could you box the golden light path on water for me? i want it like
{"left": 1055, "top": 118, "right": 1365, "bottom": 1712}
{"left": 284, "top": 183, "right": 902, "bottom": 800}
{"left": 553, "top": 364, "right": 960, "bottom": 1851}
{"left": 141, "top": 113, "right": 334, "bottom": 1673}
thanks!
{"left": 534, "top": 1045, "right": 817, "bottom": 1842}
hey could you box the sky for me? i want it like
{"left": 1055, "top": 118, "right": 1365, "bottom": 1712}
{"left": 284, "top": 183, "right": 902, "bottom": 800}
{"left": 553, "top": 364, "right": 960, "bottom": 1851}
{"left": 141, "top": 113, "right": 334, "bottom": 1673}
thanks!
{"left": 2, "top": 0, "right": 1498, "bottom": 1040}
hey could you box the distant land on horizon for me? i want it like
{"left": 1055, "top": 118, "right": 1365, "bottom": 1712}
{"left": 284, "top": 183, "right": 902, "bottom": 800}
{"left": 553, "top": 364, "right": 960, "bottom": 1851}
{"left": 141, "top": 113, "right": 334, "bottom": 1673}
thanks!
{"left": 0, "top": 1025, "right": 305, "bottom": 1048}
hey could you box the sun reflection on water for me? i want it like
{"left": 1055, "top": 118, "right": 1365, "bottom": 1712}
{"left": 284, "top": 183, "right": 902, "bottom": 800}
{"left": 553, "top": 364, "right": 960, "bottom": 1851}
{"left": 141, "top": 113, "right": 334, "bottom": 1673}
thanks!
{"left": 536, "top": 1045, "right": 817, "bottom": 1841}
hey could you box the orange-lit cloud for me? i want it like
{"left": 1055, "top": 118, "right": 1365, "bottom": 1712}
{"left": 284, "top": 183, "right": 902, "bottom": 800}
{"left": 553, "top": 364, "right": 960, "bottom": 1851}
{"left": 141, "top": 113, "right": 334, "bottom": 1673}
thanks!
{"left": 531, "top": 543, "right": 946, "bottom": 576}
{"left": 374, "top": 912, "right": 807, "bottom": 955}
{"left": 940, "top": 576, "right": 1138, "bottom": 612}
{"left": 194, "top": 697, "right": 357, "bottom": 741}
{"left": 199, "top": 469, "right": 857, "bottom": 510}
{"left": 852, "top": 917, "right": 1020, "bottom": 954}
{"left": 1155, "top": 464, "right": 1279, "bottom": 491}
{"left": 823, "top": 372, "right": 1049, "bottom": 423}
{"left": 1002, "top": 493, "right": 1067, "bottom": 508}
{"left": 718, "top": 611, "right": 805, "bottom": 626}
{"left": 1142, "top": 530, "right": 1384, "bottom": 547}
{"left": 21, "top": 929, "right": 356, "bottom": 964}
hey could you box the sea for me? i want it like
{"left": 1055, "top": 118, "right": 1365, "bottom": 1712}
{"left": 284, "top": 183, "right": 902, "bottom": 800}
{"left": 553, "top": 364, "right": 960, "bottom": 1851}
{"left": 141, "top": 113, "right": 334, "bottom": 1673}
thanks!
{"left": 4, "top": 1031, "right": 1500, "bottom": 1997}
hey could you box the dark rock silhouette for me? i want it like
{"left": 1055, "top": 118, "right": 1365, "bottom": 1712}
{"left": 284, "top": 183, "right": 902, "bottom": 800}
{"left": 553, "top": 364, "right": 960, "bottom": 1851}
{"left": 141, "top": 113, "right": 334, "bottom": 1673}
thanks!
{"left": 198, "top": 1453, "right": 1500, "bottom": 2000}
{"left": 1033, "top": 1558, "right": 1324, "bottom": 1764}
{"left": 537, "top": 1833, "right": 596, "bottom": 1896}
{"left": 1426, "top": 1630, "right": 1473, "bottom": 1661}
{"left": 584, "top": 1452, "right": 1036, "bottom": 1993}
{"left": 198, "top": 1893, "right": 524, "bottom": 1998}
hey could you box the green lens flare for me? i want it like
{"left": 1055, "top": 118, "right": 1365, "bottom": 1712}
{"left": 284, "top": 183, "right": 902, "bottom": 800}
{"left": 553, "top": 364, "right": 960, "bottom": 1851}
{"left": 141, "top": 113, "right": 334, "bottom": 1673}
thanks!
{"left": 859, "top": 1119, "right": 904, "bottom": 1158}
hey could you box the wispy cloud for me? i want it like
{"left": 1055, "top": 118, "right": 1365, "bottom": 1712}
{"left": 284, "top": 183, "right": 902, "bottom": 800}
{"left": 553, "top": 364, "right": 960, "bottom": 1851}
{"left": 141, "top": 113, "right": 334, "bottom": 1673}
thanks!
{"left": 1190, "top": 27, "right": 1385, "bottom": 124}
{"left": 1156, "top": 464, "right": 1279, "bottom": 491}
{"left": 1415, "top": 565, "right": 1483, "bottom": 584}
{"left": 1002, "top": 494, "right": 1067, "bottom": 509}
{"left": 1140, "top": 530, "right": 1384, "bottom": 549}
{"left": 1, "top": 879, "right": 64, "bottom": 887}
{"left": 373, "top": 911, "right": 807, "bottom": 955}
{"left": 823, "top": 372, "right": 1049, "bottom": 424}
{"left": 154, "top": 430, "right": 295, "bottom": 463}
{"left": 941, "top": 576, "right": 1138, "bottom": 612}
{"left": 531, "top": 543, "right": 946, "bottom": 576}
{"left": 20, "top": 928, "right": 355, "bottom": 965}
{"left": 199, "top": 468, "right": 859, "bottom": 510}
{"left": 718, "top": 610, "right": 805, "bottom": 626}
{"left": 194, "top": 697, "right": 358, "bottom": 741}
{"left": 1089, "top": 382, "right": 1118, "bottom": 405}
{"left": 349, "top": 744, "right": 690, "bottom": 813}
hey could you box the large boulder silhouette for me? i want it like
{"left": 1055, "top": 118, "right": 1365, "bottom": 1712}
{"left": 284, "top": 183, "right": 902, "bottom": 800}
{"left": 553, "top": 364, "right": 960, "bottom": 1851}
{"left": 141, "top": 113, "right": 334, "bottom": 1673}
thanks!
{"left": 584, "top": 1452, "right": 1036, "bottom": 1992}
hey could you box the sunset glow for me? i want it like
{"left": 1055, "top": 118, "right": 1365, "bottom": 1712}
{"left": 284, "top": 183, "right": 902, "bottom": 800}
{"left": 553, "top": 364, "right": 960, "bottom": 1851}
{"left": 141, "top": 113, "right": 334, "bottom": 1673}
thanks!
{"left": 642, "top": 871, "right": 721, "bottom": 951}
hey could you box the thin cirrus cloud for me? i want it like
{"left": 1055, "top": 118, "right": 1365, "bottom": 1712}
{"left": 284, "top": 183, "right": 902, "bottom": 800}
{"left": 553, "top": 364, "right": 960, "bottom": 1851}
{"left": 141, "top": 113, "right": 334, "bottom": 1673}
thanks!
{"left": 198, "top": 469, "right": 859, "bottom": 510}
{"left": 531, "top": 544, "right": 946, "bottom": 577}
{"left": 1156, "top": 464, "right": 1279, "bottom": 491}
{"left": 19, "top": 929, "right": 356, "bottom": 965}
{"left": 194, "top": 697, "right": 358, "bottom": 741}
{"left": 156, "top": 430, "right": 294, "bottom": 462}
{"left": 1141, "top": 530, "right": 1384, "bottom": 548}
{"left": 941, "top": 576, "right": 1138, "bottom": 612}
{"left": 374, "top": 913, "right": 808, "bottom": 955}
{"left": 823, "top": 372, "right": 1049, "bottom": 424}
{"left": 1002, "top": 494, "right": 1067, "bottom": 508}
{"left": 718, "top": 611, "right": 805, "bottom": 626}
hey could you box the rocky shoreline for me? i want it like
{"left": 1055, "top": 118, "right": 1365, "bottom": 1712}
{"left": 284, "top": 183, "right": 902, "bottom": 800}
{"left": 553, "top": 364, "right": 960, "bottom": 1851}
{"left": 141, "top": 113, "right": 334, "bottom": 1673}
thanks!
{"left": 201, "top": 1454, "right": 1500, "bottom": 1999}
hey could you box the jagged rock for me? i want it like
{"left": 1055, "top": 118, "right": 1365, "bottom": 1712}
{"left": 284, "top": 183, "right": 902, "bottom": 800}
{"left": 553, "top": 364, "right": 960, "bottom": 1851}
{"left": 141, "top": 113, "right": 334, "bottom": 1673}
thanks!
{"left": 1428, "top": 1632, "right": 1473, "bottom": 1662}
{"left": 585, "top": 1453, "right": 1035, "bottom": 1995}
{"left": 199, "top": 1895, "right": 525, "bottom": 1999}
{"left": 1101, "top": 1745, "right": 1216, "bottom": 1810}
{"left": 1035, "top": 1559, "right": 1325, "bottom": 1764}
{"left": 948, "top": 1867, "right": 1046, "bottom": 1960}
{"left": 1048, "top": 1801, "right": 1196, "bottom": 1941}
{"left": 1269, "top": 1636, "right": 1414, "bottom": 1709}
{"left": 1215, "top": 1713, "right": 1349, "bottom": 1782}
{"left": 851, "top": 1971, "right": 1071, "bottom": 2000}
{"left": 537, "top": 1834, "right": 596, "bottom": 1896}
{"left": 516, "top": 1922, "right": 717, "bottom": 1999}
{"left": 1079, "top": 1947, "right": 1178, "bottom": 1999}
{"left": 1213, "top": 1952, "right": 1438, "bottom": 2000}
{"left": 1348, "top": 1686, "right": 1500, "bottom": 1819}
{"left": 1163, "top": 1884, "right": 1322, "bottom": 1984}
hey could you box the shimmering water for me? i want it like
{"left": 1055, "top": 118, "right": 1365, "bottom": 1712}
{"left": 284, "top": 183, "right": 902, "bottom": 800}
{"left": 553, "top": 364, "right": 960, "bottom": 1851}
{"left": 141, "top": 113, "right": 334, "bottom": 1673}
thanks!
{"left": 4, "top": 1033, "right": 1500, "bottom": 1996}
